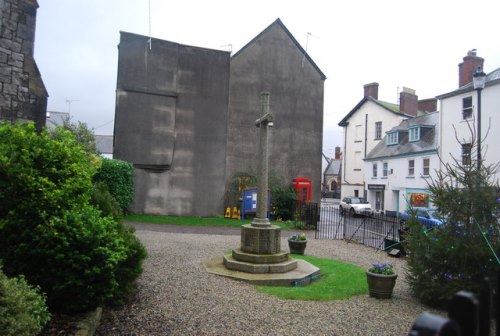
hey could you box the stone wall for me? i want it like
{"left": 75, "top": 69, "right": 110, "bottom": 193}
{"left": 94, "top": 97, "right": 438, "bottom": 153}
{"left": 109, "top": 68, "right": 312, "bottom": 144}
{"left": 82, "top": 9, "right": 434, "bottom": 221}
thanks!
{"left": 0, "top": 0, "right": 47, "bottom": 131}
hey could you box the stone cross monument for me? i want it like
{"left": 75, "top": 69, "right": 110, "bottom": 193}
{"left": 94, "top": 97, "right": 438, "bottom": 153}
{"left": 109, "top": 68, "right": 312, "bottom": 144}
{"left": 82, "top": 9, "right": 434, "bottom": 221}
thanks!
{"left": 206, "top": 91, "right": 319, "bottom": 285}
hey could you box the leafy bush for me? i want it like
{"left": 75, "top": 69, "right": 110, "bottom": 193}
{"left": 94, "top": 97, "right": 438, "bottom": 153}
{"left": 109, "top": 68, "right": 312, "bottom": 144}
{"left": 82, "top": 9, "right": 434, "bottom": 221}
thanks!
{"left": 48, "top": 116, "right": 99, "bottom": 155}
{"left": 225, "top": 172, "right": 257, "bottom": 209}
{"left": 405, "top": 144, "right": 500, "bottom": 306}
{"left": 0, "top": 122, "right": 146, "bottom": 312}
{"left": 0, "top": 266, "right": 51, "bottom": 336}
{"left": 269, "top": 176, "right": 297, "bottom": 221}
{"left": 94, "top": 158, "right": 134, "bottom": 214}
{"left": 92, "top": 181, "right": 123, "bottom": 221}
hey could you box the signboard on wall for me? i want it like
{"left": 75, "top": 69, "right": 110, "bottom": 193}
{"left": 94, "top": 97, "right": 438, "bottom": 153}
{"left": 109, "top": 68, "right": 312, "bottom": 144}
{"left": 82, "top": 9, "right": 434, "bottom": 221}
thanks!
{"left": 368, "top": 184, "right": 385, "bottom": 190}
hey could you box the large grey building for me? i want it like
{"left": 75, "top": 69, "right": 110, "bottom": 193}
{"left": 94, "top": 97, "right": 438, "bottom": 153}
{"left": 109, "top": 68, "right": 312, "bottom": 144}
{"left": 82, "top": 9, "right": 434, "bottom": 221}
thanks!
{"left": 226, "top": 19, "right": 326, "bottom": 204}
{"left": 114, "top": 19, "right": 325, "bottom": 216}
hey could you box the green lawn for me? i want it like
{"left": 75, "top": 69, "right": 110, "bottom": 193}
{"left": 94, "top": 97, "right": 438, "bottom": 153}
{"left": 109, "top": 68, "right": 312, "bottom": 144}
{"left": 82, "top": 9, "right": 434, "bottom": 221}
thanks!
{"left": 124, "top": 214, "right": 295, "bottom": 230}
{"left": 256, "top": 254, "right": 368, "bottom": 300}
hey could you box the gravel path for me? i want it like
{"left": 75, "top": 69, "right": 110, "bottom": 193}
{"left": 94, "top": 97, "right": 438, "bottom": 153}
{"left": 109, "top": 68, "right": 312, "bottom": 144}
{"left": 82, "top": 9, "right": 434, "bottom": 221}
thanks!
{"left": 96, "top": 224, "right": 444, "bottom": 336}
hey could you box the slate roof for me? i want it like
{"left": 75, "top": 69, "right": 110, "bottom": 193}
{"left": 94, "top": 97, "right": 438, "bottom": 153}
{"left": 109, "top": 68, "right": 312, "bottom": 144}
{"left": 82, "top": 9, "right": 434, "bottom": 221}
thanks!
{"left": 437, "top": 67, "right": 500, "bottom": 99}
{"left": 365, "top": 112, "right": 439, "bottom": 160}
{"left": 95, "top": 135, "right": 113, "bottom": 155}
{"left": 338, "top": 96, "right": 411, "bottom": 127}
{"left": 324, "top": 159, "right": 342, "bottom": 176}
{"left": 232, "top": 18, "right": 326, "bottom": 80}
{"left": 45, "top": 111, "right": 69, "bottom": 128}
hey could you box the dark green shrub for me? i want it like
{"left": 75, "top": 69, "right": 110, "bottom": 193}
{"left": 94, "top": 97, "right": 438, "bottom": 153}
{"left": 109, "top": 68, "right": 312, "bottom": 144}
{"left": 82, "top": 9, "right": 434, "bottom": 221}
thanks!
{"left": 270, "top": 184, "right": 297, "bottom": 221}
{"left": 0, "top": 122, "right": 146, "bottom": 312}
{"left": 0, "top": 122, "right": 95, "bottom": 223}
{"left": 405, "top": 149, "right": 500, "bottom": 306}
{"left": 269, "top": 175, "right": 297, "bottom": 221}
{"left": 0, "top": 266, "right": 51, "bottom": 336}
{"left": 92, "top": 181, "right": 123, "bottom": 221}
{"left": 94, "top": 158, "right": 134, "bottom": 214}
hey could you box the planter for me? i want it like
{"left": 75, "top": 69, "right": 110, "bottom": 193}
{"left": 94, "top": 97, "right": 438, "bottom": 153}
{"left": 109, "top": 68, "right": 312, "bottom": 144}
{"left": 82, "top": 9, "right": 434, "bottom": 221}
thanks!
{"left": 288, "top": 239, "right": 307, "bottom": 255}
{"left": 366, "top": 271, "right": 397, "bottom": 299}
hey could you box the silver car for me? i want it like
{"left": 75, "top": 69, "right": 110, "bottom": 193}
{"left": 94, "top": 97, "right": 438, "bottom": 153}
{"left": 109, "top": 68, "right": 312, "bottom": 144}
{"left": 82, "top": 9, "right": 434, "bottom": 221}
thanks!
{"left": 340, "top": 197, "right": 374, "bottom": 216}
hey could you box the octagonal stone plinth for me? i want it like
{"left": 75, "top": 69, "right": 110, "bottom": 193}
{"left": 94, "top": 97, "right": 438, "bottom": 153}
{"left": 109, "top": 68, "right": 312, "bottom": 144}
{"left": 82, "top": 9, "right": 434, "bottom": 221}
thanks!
{"left": 241, "top": 224, "right": 281, "bottom": 254}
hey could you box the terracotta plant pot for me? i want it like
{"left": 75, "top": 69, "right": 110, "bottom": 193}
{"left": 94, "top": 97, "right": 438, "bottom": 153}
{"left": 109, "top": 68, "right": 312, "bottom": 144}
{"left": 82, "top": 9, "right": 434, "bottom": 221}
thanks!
{"left": 366, "top": 271, "right": 397, "bottom": 299}
{"left": 288, "top": 239, "right": 307, "bottom": 255}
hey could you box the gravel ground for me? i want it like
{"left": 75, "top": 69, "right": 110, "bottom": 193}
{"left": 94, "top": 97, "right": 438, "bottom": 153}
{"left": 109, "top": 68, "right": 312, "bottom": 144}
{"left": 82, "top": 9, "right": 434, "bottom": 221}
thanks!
{"left": 95, "top": 226, "right": 444, "bottom": 336}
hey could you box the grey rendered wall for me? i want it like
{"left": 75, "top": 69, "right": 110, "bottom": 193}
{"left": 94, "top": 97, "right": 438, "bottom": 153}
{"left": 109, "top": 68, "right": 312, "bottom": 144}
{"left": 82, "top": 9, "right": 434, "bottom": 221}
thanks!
{"left": 226, "top": 23, "right": 325, "bottom": 203}
{"left": 114, "top": 32, "right": 230, "bottom": 216}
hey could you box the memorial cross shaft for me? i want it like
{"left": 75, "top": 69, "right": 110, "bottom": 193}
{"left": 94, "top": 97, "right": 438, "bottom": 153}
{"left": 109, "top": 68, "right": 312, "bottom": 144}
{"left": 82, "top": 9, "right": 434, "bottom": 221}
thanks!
{"left": 252, "top": 91, "right": 274, "bottom": 227}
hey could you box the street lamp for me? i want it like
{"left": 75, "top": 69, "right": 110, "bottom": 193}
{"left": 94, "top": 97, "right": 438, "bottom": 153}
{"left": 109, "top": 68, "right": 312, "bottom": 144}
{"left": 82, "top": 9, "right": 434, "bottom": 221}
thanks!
{"left": 473, "top": 67, "right": 486, "bottom": 170}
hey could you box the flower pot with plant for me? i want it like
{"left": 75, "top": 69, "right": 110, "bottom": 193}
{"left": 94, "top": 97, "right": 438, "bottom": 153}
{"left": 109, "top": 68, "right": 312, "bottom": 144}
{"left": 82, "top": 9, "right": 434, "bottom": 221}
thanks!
{"left": 366, "top": 262, "right": 397, "bottom": 299}
{"left": 288, "top": 233, "right": 307, "bottom": 255}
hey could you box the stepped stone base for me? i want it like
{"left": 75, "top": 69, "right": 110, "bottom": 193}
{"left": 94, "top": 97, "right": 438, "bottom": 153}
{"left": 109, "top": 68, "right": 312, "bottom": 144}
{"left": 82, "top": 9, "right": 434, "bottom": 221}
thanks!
{"left": 231, "top": 248, "right": 289, "bottom": 264}
{"left": 223, "top": 254, "right": 298, "bottom": 274}
{"left": 204, "top": 257, "right": 320, "bottom": 286}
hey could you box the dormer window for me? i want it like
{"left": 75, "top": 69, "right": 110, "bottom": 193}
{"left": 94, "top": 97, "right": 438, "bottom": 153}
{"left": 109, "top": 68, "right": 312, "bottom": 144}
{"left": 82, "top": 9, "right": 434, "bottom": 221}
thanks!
{"left": 409, "top": 127, "right": 420, "bottom": 142}
{"left": 386, "top": 131, "right": 398, "bottom": 145}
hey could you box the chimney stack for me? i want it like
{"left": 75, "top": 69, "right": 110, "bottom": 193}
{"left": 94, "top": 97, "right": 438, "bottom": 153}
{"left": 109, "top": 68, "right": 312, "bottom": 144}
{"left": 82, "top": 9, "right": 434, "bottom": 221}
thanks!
{"left": 335, "top": 146, "right": 341, "bottom": 160}
{"left": 400, "top": 87, "right": 418, "bottom": 116}
{"left": 459, "top": 49, "right": 484, "bottom": 87}
{"left": 363, "top": 82, "right": 379, "bottom": 99}
{"left": 418, "top": 98, "right": 437, "bottom": 113}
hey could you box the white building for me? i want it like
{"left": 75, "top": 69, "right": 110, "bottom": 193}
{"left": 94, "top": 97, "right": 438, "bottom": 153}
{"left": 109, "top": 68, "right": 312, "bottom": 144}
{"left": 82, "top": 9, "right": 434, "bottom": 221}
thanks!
{"left": 338, "top": 83, "right": 436, "bottom": 201}
{"left": 364, "top": 112, "right": 439, "bottom": 213}
{"left": 438, "top": 50, "right": 500, "bottom": 185}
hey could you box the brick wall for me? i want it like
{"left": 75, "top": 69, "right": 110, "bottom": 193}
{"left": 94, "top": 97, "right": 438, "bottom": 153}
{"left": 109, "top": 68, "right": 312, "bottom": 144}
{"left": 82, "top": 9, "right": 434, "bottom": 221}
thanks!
{"left": 0, "top": 0, "right": 47, "bottom": 131}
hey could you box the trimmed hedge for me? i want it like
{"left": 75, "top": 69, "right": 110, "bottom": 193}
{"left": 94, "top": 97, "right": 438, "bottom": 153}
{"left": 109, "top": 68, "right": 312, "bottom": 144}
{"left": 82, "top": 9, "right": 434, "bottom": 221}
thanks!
{"left": 94, "top": 158, "right": 134, "bottom": 214}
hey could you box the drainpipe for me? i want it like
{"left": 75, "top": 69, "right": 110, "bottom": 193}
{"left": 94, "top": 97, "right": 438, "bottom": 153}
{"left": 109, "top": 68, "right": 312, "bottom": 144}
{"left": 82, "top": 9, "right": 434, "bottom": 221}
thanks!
{"left": 364, "top": 114, "right": 368, "bottom": 199}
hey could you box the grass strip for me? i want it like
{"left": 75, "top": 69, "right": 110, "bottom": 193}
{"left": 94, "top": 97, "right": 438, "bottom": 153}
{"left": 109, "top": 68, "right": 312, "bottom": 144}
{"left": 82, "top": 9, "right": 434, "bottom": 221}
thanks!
{"left": 256, "top": 254, "right": 368, "bottom": 300}
{"left": 124, "top": 214, "right": 296, "bottom": 230}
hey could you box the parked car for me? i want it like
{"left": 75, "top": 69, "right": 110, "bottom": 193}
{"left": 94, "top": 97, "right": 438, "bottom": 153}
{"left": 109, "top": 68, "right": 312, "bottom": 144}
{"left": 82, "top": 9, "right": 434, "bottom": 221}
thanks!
{"left": 400, "top": 207, "right": 444, "bottom": 229}
{"left": 340, "top": 197, "right": 373, "bottom": 216}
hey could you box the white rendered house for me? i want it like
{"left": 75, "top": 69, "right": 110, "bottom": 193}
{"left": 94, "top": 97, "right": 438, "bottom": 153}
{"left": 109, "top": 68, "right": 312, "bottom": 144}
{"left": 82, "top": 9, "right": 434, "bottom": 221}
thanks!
{"left": 338, "top": 83, "right": 436, "bottom": 201}
{"left": 364, "top": 112, "right": 439, "bottom": 213}
{"left": 437, "top": 50, "right": 500, "bottom": 185}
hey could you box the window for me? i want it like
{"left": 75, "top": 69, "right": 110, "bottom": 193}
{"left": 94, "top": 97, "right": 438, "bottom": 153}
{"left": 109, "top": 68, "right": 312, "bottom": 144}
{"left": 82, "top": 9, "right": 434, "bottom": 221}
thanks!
{"left": 462, "top": 143, "right": 472, "bottom": 165}
{"left": 409, "top": 127, "right": 420, "bottom": 142}
{"left": 372, "top": 163, "right": 378, "bottom": 177}
{"left": 408, "top": 159, "right": 415, "bottom": 176}
{"left": 383, "top": 162, "right": 388, "bottom": 177}
{"left": 386, "top": 132, "right": 398, "bottom": 145}
{"left": 375, "top": 122, "right": 382, "bottom": 140}
{"left": 462, "top": 97, "right": 473, "bottom": 120}
{"left": 422, "top": 158, "right": 430, "bottom": 176}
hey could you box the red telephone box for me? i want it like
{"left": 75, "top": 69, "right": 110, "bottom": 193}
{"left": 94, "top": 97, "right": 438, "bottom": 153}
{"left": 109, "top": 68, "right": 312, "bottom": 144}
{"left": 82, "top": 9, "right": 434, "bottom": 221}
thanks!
{"left": 292, "top": 177, "right": 312, "bottom": 202}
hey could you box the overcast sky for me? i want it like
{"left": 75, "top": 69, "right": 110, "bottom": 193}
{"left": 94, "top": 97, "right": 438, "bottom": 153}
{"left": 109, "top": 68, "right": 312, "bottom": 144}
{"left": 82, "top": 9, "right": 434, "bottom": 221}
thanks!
{"left": 34, "top": 0, "right": 500, "bottom": 160}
